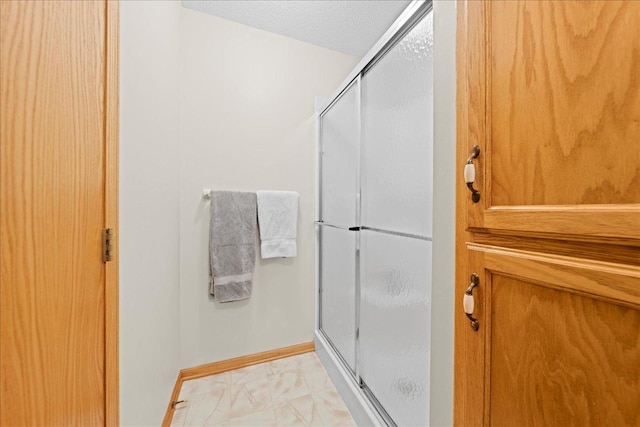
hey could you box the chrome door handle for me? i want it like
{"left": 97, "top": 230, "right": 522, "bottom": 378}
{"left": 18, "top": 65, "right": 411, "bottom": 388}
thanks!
{"left": 463, "top": 273, "right": 480, "bottom": 331}
{"left": 464, "top": 145, "right": 481, "bottom": 203}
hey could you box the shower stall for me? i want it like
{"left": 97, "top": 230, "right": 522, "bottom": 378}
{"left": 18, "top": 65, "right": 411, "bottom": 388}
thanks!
{"left": 315, "top": 1, "right": 434, "bottom": 425}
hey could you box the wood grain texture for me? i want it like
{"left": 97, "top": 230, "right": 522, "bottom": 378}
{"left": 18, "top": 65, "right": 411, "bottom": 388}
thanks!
{"left": 489, "top": 274, "right": 640, "bottom": 426}
{"left": 105, "top": 1, "right": 120, "bottom": 425}
{"left": 162, "top": 342, "right": 315, "bottom": 427}
{"left": 162, "top": 372, "right": 183, "bottom": 427}
{"left": 482, "top": 205, "right": 640, "bottom": 241}
{"left": 465, "top": 0, "right": 487, "bottom": 229}
{"left": 470, "top": 243, "right": 640, "bottom": 309}
{"left": 180, "top": 342, "right": 315, "bottom": 381}
{"left": 456, "top": 2, "right": 640, "bottom": 426}
{"left": 461, "top": 0, "right": 640, "bottom": 241}
{"left": 455, "top": 2, "right": 493, "bottom": 425}
{"left": 489, "top": 0, "right": 640, "bottom": 207}
{"left": 453, "top": 1, "right": 471, "bottom": 423}
{"left": 0, "top": 1, "right": 113, "bottom": 425}
{"left": 472, "top": 232, "right": 640, "bottom": 267}
{"left": 466, "top": 249, "right": 486, "bottom": 427}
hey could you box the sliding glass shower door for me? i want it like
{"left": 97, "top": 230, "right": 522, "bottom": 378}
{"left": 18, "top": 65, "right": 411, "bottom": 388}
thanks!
{"left": 318, "top": 81, "right": 359, "bottom": 373}
{"left": 359, "top": 12, "right": 433, "bottom": 426}
{"left": 318, "top": 5, "right": 433, "bottom": 426}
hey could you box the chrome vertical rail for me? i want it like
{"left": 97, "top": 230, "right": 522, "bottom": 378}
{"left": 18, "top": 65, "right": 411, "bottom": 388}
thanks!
{"left": 354, "top": 74, "right": 363, "bottom": 385}
{"left": 314, "top": 106, "right": 323, "bottom": 332}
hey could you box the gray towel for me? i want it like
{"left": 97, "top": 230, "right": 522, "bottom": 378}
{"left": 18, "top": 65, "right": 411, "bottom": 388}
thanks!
{"left": 209, "top": 191, "right": 257, "bottom": 302}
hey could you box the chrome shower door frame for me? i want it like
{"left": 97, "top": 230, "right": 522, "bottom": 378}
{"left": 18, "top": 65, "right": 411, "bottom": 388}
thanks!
{"left": 316, "top": 1, "right": 434, "bottom": 425}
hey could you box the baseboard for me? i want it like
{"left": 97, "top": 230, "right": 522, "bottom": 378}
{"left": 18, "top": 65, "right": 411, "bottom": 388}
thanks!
{"left": 161, "top": 341, "right": 315, "bottom": 426}
{"left": 162, "top": 371, "right": 184, "bottom": 427}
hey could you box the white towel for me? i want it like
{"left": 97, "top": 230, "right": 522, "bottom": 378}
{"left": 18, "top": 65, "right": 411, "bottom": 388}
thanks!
{"left": 256, "top": 191, "right": 299, "bottom": 259}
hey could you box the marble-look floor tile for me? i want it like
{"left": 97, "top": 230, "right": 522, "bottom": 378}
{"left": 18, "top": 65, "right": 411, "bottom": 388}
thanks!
{"left": 267, "top": 352, "right": 322, "bottom": 375}
{"left": 181, "top": 389, "right": 229, "bottom": 427}
{"left": 225, "top": 408, "right": 278, "bottom": 426}
{"left": 296, "top": 352, "right": 325, "bottom": 370}
{"left": 266, "top": 357, "right": 299, "bottom": 376}
{"left": 170, "top": 405, "right": 187, "bottom": 427}
{"left": 172, "top": 352, "right": 356, "bottom": 427}
{"left": 312, "top": 388, "right": 356, "bottom": 427}
{"left": 228, "top": 377, "right": 272, "bottom": 419}
{"left": 268, "top": 368, "right": 310, "bottom": 404}
{"left": 230, "top": 363, "right": 270, "bottom": 385}
{"left": 274, "top": 393, "right": 325, "bottom": 426}
{"left": 302, "top": 368, "right": 333, "bottom": 394}
{"left": 180, "top": 372, "right": 231, "bottom": 399}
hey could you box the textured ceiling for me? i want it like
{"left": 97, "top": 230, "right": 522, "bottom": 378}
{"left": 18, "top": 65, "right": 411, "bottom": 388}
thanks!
{"left": 181, "top": 0, "right": 413, "bottom": 57}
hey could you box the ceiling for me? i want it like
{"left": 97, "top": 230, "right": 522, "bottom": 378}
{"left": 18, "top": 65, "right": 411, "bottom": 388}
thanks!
{"left": 181, "top": 0, "right": 413, "bottom": 57}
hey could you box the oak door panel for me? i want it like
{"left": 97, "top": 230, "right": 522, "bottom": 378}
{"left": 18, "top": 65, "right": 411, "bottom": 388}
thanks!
{"left": 490, "top": 0, "right": 640, "bottom": 207}
{"left": 456, "top": 1, "right": 640, "bottom": 426}
{"left": 464, "top": 245, "right": 640, "bottom": 427}
{"left": 477, "top": 244, "right": 640, "bottom": 308}
{"left": 459, "top": 249, "right": 487, "bottom": 427}
{"left": 461, "top": 0, "right": 640, "bottom": 241}
{"left": 491, "top": 274, "right": 640, "bottom": 426}
{"left": 0, "top": 1, "right": 107, "bottom": 425}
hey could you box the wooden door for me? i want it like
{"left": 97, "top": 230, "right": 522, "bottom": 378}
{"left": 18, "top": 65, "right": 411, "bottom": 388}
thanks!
{"left": 455, "top": 1, "right": 640, "bottom": 426}
{"left": 0, "top": 1, "right": 119, "bottom": 425}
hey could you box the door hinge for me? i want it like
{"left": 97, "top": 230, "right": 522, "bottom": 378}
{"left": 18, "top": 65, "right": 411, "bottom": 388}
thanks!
{"left": 102, "top": 228, "right": 114, "bottom": 263}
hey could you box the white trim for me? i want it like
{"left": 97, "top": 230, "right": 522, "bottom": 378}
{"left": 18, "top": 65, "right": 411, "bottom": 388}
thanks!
{"left": 314, "top": 330, "right": 386, "bottom": 427}
{"left": 429, "top": 2, "right": 457, "bottom": 425}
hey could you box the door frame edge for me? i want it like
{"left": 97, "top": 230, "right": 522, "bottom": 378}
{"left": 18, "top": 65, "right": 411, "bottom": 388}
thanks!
{"left": 105, "top": 0, "right": 120, "bottom": 425}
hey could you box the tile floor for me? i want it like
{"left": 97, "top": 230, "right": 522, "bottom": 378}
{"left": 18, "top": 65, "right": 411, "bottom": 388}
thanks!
{"left": 171, "top": 352, "right": 356, "bottom": 426}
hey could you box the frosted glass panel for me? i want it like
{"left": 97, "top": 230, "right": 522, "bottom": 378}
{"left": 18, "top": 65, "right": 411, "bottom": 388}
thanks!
{"left": 360, "top": 230, "right": 431, "bottom": 426}
{"left": 361, "top": 12, "right": 433, "bottom": 237}
{"left": 321, "top": 83, "right": 358, "bottom": 228}
{"left": 320, "top": 226, "right": 356, "bottom": 371}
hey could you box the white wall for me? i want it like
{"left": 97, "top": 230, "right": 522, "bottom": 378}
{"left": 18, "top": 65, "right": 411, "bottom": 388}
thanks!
{"left": 430, "top": 1, "right": 456, "bottom": 426}
{"left": 118, "top": 1, "right": 454, "bottom": 421}
{"left": 178, "top": 8, "right": 360, "bottom": 368}
{"left": 119, "top": 1, "right": 181, "bottom": 425}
